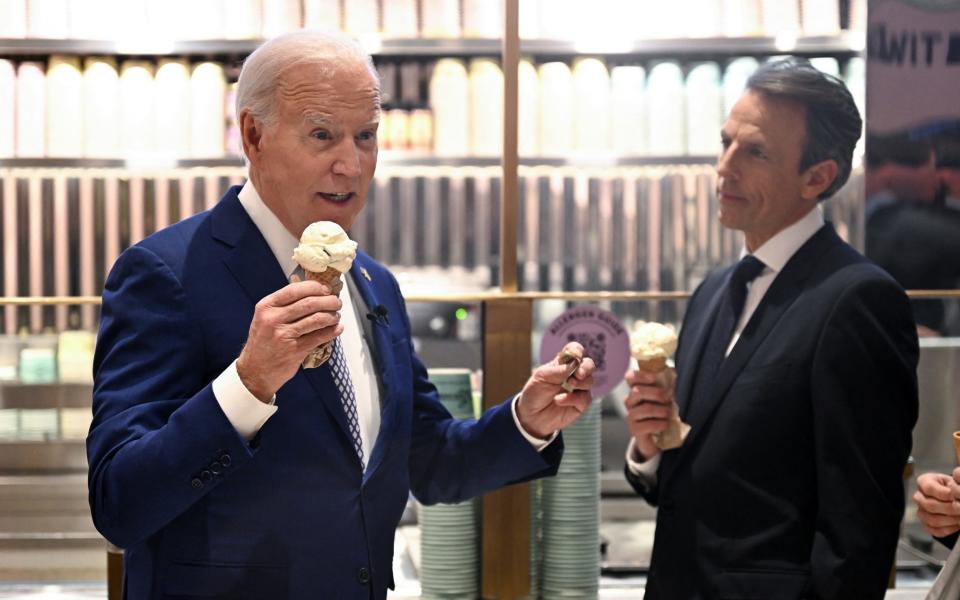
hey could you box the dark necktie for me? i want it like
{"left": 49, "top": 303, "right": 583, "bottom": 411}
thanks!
{"left": 330, "top": 338, "right": 364, "bottom": 466}
{"left": 292, "top": 266, "right": 364, "bottom": 466}
{"left": 688, "top": 255, "right": 766, "bottom": 413}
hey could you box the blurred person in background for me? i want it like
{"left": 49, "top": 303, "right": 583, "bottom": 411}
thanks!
{"left": 936, "top": 138, "right": 960, "bottom": 209}
{"left": 87, "top": 30, "right": 595, "bottom": 600}
{"left": 865, "top": 133, "right": 960, "bottom": 336}
{"left": 622, "top": 58, "right": 918, "bottom": 599}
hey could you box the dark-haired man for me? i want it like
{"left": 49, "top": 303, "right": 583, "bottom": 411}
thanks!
{"left": 622, "top": 58, "right": 919, "bottom": 599}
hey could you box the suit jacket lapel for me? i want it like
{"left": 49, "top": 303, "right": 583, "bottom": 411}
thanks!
{"left": 210, "top": 191, "right": 359, "bottom": 462}
{"left": 677, "top": 224, "right": 840, "bottom": 458}
{"left": 676, "top": 273, "right": 728, "bottom": 423}
{"left": 348, "top": 253, "right": 397, "bottom": 481}
{"left": 212, "top": 191, "right": 290, "bottom": 305}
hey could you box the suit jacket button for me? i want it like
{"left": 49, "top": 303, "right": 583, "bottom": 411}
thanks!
{"left": 209, "top": 461, "right": 223, "bottom": 475}
{"left": 191, "top": 478, "right": 203, "bottom": 489}
{"left": 200, "top": 470, "right": 213, "bottom": 482}
{"left": 357, "top": 567, "right": 370, "bottom": 584}
{"left": 219, "top": 453, "right": 232, "bottom": 467}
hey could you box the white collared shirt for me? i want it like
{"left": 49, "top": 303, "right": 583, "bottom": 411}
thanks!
{"left": 726, "top": 206, "right": 825, "bottom": 355}
{"left": 626, "top": 206, "right": 826, "bottom": 480}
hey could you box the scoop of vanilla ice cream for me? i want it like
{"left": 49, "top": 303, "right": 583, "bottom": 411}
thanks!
{"left": 292, "top": 221, "right": 358, "bottom": 273}
{"left": 630, "top": 321, "right": 678, "bottom": 360}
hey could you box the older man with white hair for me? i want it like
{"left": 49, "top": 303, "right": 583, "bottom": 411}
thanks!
{"left": 87, "top": 30, "right": 595, "bottom": 600}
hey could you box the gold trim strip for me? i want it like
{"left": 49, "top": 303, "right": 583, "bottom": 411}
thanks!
{"left": 0, "top": 290, "right": 960, "bottom": 306}
{"left": 1, "top": 289, "right": 959, "bottom": 305}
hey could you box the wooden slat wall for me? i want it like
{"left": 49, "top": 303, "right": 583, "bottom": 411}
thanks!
{"left": 0, "top": 165, "right": 867, "bottom": 334}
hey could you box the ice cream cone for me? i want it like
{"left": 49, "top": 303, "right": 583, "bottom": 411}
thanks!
{"left": 953, "top": 431, "right": 960, "bottom": 464}
{"left": 301, "top": 268, "right": 345, "bottom": 369}
{"left": 304, "top": 267, "right": 344, "bottom": 296}
{"left": 637, "top": 357, "right": 668, "bottom": 373}
{"left": 293, "top": 221, "right": 358, "bottom": 369}
{"left": 630, "top": 321, "right": 689, "bottom": 451}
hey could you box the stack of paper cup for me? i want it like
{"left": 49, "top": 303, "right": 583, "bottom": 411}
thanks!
{"left": 419, "top": 369, "right": 480, "bottom": 600}
{"left": 541, "top": 399, "right": 601, "bottom": 597}
{"left": 524, "top": 479, "right": 543, "bottom": 600}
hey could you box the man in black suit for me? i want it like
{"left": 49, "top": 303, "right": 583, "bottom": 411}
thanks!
{"left": 622, "top": 58, "right": 919, "bottom": 599}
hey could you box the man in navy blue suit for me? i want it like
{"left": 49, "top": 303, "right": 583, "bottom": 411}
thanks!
{"left": 87, "top": 31, "right": 595, "bottom": 600}
{"left": 622, "top": 58, "right": 918, "bottom": 599}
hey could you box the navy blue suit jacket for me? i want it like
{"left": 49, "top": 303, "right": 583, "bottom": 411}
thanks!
{"left": 627, "top": 224, "right": 918, "bottom": 600}
{"left": 87, "top": 187, "right": 562, "bottom": 599}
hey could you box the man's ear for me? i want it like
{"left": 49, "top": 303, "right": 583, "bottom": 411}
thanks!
{"left": 239, "top": 109, "right": 264, "bottom": 164}
{"left": 801, "top": 159, "right": 839, "bottom": 201}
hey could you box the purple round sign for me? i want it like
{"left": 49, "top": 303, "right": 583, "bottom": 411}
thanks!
{"left": 539, "top": 305, "right": 630, "bottom": 398}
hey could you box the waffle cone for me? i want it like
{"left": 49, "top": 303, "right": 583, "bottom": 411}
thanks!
{"left": 637, "top": 362, "right": 689, "bottom": 451}
{"left": 637, "top": 357, "right": 668, "bottom": 372}
{"left": 653, "top": 403, "right": 691, "bottom": 450}
{"left": 301, "top": 268, "right": 345, "bottom": 369}
{"left": 953, "top": 432, "right": 960, "bottom": 464}
{"left": 304, "top": 268, "right": 344, "bottom": 296}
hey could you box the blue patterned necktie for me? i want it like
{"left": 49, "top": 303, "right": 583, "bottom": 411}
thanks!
{"left": 330, "top": 337, "right": 364, "bottom": 466}
{"left": 687, "top": 255, "right": 766, "bottom": 415}
{"left": 291, "top": 265, "right": 363, "bottom": 464}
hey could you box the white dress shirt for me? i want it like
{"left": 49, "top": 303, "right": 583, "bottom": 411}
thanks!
{"left": 213, "top": 182, "right": 554, "bottom": 461}
{"left": 212, "top": 183, "right": 381, "bottom": 463}
{"left": 626, "top": 206, "right": 826, "bottom": 480}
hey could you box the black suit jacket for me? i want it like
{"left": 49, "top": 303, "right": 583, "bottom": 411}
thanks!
{"left": 628, "top": 224, "right": 919, "bottom": 600}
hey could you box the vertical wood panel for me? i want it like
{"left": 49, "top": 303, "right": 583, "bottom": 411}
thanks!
{"left": 481, "top": 297, "right": 531, "bottom": 600}
{"left": 53, "top": 175, "right": 68, "bottom": 330}
{"left": 28, "top": 176, "right": 42, "bottom": 332}
{"left": 104, "top": 176, "right": 120, "bottom": 280}
{"left": 155, "top": 178, "right": 170, "bottom": 232}
{"left": 79, "top": 176, "right": 95, "bottom": 329}
{"left": 129, "top": 176, "right": 145, "bottom": 246}
{"left": 204, "top": 174, "right": 220, "bottom": 211}
{"left": 499, "top": 0, "right": 519, "bottom": 294}
{"left": 2, "top": 174, "right": 16, "bottom": 333}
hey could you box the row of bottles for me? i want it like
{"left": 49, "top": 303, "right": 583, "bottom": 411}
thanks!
{"left": 0, "top": 57, "right": 230, "bottom": 159}
{"left": 0, "top": 0, "right": 865, "bottom": 42}
{"left": 0, "top": 54, "right": 864, "bottom": 160}
{"left": 428, "top": 56, "right": 864, "bottom": 157}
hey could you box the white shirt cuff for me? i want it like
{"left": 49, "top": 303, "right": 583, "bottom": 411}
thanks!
{"left": 212, "top": 359, "right": 278, "bottom": 442}
{"left": 625, "top": 437, "right": 661, "bottom": 485}
{"left": 511, "top": 394, "right": 558, "bottom": 452}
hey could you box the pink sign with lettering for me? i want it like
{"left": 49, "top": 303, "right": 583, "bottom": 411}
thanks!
{"left": 539, "top": 306, "right": 630, "bottom": 398}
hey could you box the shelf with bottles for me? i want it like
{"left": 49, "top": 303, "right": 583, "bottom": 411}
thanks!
{"left": 0, "top": 154, "right": 720, "bottom": 170}
{"left": 0, "top": 0, "right": 866, "bottom": 47}
{"left": 0, "top": 0, "right": 868, "bottom": 163}
{"left": 0, "top": 32, "right": 866, "bottom": 59}
{"left": 0, "top": 51, "right": 866, "bottom": 163}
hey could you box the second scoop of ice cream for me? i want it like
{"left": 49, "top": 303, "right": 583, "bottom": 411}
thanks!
{"left": 293, "top": 221, "right": 358, "bottom": 273}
